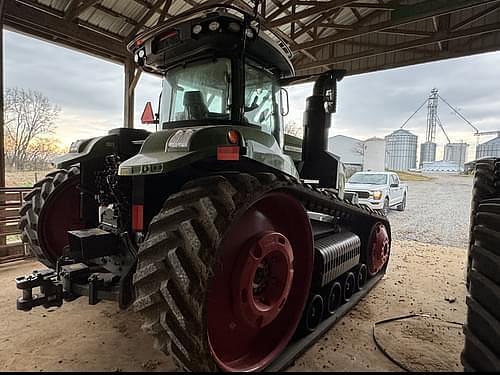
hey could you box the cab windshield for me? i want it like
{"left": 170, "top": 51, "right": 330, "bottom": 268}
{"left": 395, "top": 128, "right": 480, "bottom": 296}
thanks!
{"left": 160, "top": 58, "right": 232, "bottom": 126}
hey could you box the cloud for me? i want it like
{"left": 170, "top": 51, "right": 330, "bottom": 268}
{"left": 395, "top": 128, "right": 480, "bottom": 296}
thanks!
{"left": 4, "top": 29, "right": 500, "bottom": 153}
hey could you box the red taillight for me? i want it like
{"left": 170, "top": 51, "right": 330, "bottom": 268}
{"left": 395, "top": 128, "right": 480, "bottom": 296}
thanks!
{"left": 217, "top": 146, "right": 240, "bottom": 161}
{"left": 158, "top": 30, "right": 178, "bottom": 41}
{"left": 132, "top": 204, "right": 144, "bottom": 232}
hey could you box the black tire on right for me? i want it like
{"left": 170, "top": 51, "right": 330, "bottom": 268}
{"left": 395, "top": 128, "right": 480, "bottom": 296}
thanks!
{"left": 461, "top": 157, "right": 500, "bottom": 372}
{"left": 467, "top": 158, "right": 500, "bottom": 286}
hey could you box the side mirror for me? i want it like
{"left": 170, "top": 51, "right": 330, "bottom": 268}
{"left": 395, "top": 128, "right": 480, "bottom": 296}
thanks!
{"left": 390, "top": 183, "right": 399, "bottom": 188}
{"left": 141, "top": 101, "right": 159, "bottom": 125}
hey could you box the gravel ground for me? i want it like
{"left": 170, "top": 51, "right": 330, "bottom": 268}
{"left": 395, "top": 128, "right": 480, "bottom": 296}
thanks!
{"left": 388, "top": 174, "right": 473, "bottom": 248}
{"left": 0, "top": 239, "right": 466, "bottom": 372}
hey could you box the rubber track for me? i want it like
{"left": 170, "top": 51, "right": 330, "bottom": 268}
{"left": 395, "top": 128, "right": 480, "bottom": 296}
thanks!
{"left": 18, "top": 167, "right": 80, "bottom": 268}
{"left": 133, "top": 172, "right": 390, "bottom": 371}
{"left": 462, "top": 158, "right": 500, "bottom": 372}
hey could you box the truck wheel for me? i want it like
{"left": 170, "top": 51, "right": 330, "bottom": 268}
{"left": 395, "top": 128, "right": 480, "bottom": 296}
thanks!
{"left": 383, "top": 198, "right": 390, "bottom": 216}
{"left": 19, "top": 167, "right": 84, "bottom": 268}
{"left": 396, "top": 193, "right": 406, "bottom": 211}
{"left": 462, "top": 198, "right": 500, "bottom": 371}
{"left": 133, "top": 174, "right": 314, "bottom": 372}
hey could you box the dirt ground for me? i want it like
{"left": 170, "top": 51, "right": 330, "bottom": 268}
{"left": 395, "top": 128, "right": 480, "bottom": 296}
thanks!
{"left": 0, "top": 239, "right": 466, "bottom": 372}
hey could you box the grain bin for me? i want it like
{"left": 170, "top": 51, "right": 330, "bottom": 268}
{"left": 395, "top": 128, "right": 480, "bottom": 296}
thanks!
{"left": 385, "top": 129, "right": 418, "bottom": 171}
{"left": 444, "top": 142, "right": 468, "bottom": 170}
{"left": 419, "top": 141, "right": 437, "bottom": 167}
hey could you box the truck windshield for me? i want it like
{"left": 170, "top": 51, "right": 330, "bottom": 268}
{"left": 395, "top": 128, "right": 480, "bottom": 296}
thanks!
{"left": 244, "top": 62, "right": 282, "bottom": 144}
{"left": 160, "top": 58, "right": 231, "bottom": 126}
{"left": 348, "top": 173, "right": 388, "bottom": 185}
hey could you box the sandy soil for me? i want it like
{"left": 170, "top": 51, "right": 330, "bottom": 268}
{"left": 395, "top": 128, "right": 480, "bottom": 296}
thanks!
{"left": 0, "top": 239, "right": 466, "bottom": 372}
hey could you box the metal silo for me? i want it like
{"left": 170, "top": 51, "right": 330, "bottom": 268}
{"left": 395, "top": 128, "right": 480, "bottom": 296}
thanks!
{"left": 420, "top": 141, "right": 437, "bottom": 167}
{"left": 476, "top": 136, "right": 500, "bottom": 159}
{"left": 444, "top": 142, "right": 468, "bottom": 170}
{"left": 385, "top": 129, "right": 418, "bottom": 171}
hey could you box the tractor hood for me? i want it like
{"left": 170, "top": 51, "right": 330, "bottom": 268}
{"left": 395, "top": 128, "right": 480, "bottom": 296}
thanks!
{"left": 118, "top": 125, "right": 298, "bottom": 178}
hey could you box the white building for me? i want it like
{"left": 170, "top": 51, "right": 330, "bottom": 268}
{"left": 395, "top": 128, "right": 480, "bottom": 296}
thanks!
{"left": 363, "top": 137, "right": 386, "bottom": 172}
{"left": 328, "top": 135, "right": 363, "bottom": 166}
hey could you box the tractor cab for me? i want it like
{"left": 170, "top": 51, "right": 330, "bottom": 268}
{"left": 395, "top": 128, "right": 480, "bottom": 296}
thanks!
{"left": 130, "top": 6, "right": 294, "bottom": 147}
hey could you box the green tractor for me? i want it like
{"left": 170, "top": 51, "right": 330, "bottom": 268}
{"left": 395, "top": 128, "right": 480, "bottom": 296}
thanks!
{"left": 16, "top": 5, "right": 390, "bottom": 372}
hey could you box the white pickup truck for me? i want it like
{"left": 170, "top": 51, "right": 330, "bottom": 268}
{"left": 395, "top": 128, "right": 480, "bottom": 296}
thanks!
{"left": 345, "top": 171, "right": 407, "bottom": 215}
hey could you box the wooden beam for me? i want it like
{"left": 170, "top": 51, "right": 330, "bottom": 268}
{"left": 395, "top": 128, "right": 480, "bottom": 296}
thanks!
{"left": 4, "top": 0, "right": 127, "bottom": 64}
{"left": 377, "top": 28, "right": 434, "bottom": 38}
{"left": 157, "top": 0, "right": 172, "bottom": 26}
{"left": 296, "top": 21, "right": 500, "bottom": 70}
{"left": 0, "top": 0, "right": 5, "bottom": 189}
{"left": 268, "top": 0, "right": 354, "bottom": 27}
{"left": 451, "top": 2, "right": 500, "bottom": 31}
{"left": 124, "top": 58, "right": 135, "bottom": 128}
{"left": 292, "top": 0, "right": 500, "bottom": 51}
{"left": 127, "top": 0, "right": 166, "bottom": 40}
{"left": 64, "top": 0, "right": 100, "bottom": 21}
{"left": 349, "top": 2, "right": 396, "bottom": 10}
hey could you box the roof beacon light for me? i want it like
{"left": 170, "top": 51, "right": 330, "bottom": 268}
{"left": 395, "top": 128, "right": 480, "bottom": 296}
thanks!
{"left": 208, "top": 21, "right": 220, "bottom": 31}
{"left": 192, "top": 24, "right": 203, "bottom": 35}
{"left": 138, "top": 49, "right": 146, "bottom": 58}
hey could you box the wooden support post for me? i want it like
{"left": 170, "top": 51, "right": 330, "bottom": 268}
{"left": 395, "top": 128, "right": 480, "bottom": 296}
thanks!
{"left": 0, "top": 0, "right": 5, "bottom": 188}
{"left": 124, "top": 58, "right": 136, "bottom": 128}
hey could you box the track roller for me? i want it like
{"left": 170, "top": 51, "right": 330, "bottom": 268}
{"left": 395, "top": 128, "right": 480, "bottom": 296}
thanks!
{"left": 299, "top": 294, "right": 324, "bottom": 334}
{"left": 356, "top": 264, "right": 368, "bottom": 290}
{"left": 343, "top": 272, "right": 356, "bottom": 302}
{"left": 325, "top": 281, "right": 342, "bottom": 315}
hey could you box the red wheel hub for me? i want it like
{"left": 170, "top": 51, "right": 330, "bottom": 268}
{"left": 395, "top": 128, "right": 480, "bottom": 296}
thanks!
{"left": 234, "top": 232, "right": 294, "bottom": 329}
{"left": 38, "top": 177, "right": 85, "bottom": 263}
{"left": 207, "top": 192, "right": 314, "bottom": 372}
{"left": 367, "top": 222, "right": 390, "bottom": 276}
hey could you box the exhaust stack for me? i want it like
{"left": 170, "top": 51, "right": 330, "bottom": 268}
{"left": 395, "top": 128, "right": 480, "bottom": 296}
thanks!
{"left": 298, "top": 70, "right": 346, "bottom": 188}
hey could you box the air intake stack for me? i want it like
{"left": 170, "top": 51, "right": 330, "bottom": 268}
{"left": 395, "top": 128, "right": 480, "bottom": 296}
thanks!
{"left": 299, "top": 70, "right": 346, "bottom": 189}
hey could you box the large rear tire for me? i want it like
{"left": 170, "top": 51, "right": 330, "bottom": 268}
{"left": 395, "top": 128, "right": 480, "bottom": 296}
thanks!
{"left": 462, "top": 158, "right": 500, "bottom": 372}
{"left": 133, "top": 174, "right": 315, "bottom": 372}
{"left": 19, "top": 167, "right": 84, "bottom": 268}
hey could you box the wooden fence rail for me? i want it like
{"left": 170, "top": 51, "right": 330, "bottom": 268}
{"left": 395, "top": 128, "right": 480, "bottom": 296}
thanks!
{"left": 0, "top": 187, "right": 32, "bottom": 263}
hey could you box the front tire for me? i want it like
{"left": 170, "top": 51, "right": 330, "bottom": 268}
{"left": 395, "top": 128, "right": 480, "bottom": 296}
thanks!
{"left": 133, "top": 174, "right": 315, "bottom": 372}
{"left": 383, "top": 198, "right": 390, "bottom": 216}
{"left": 397, "top": 193, "right": 406, "bottom": 211}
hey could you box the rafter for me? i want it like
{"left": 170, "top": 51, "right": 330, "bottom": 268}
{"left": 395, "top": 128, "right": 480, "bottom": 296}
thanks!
{"left": 127, "top": 0, "right": 166, "bottom": 40}
{"left": 4, "top": 0, "right": 126, "bottom": 63}
{"left": 157, "top": 0, "right": 172, "bottom": 26}
{"left": 268, "top": 0, "right": 354, "bottom": 28}
{"left": 291, "top": 0, "right": 500, "bottom": 52}
{"left": 451, "top": 2, "right": 500, "bottom": 31}
{"left": 64, "top": 0, "right": 100, "bottom": 21}
{"left": 296, "top": 21, "right": 500, "bottom": 71}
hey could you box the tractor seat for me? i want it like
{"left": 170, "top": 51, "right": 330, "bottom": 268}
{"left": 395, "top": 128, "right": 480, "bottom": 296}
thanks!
{"left": 183, "top": 91, "right": 208, "bottom": 120}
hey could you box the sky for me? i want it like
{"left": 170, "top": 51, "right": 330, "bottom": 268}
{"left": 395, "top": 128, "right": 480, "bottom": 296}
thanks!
{"left": 4, "top": 29, "right": 500, "bottom": 161}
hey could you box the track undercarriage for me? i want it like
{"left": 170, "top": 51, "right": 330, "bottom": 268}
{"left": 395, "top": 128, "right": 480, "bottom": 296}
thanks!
{"left": 133, "top": 171, "right": 390, "bottom": 371}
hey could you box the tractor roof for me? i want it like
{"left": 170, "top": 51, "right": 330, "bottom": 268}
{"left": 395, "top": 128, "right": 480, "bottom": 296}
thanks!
{"left": 127, "top": 5, "right": 294, "bottom": 78}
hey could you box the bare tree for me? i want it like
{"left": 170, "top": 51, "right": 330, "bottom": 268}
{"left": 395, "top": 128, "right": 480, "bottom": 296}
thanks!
{"left": 4, "top": 88, "right": 60, "bottom": 170}
{"left": 284, "top": 119, "right": 303, "bottom": 138}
